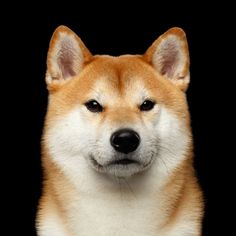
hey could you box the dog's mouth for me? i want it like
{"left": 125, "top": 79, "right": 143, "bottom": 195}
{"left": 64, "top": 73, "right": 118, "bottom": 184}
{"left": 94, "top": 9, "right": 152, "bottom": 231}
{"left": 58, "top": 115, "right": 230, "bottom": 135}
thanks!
{"left": 89, "top": 156, "right": 153, "bottom": 177}
{"left": 90, "top": 157, "right": 139, "bottom": 168}
{"left": 109, "top": 158, "right": 138, "bottom": 165}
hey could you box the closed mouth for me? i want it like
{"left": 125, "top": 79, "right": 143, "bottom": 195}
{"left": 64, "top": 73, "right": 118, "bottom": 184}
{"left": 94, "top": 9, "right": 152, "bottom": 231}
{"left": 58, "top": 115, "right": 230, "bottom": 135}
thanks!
{"left": 89, "top": 156, "right": 139, "bottom": 170}
{"left": 89, "top": 155, "right": 153, "bottom": 176}
{"left": 109, "top": 158, "right": 138, "bottom": 165}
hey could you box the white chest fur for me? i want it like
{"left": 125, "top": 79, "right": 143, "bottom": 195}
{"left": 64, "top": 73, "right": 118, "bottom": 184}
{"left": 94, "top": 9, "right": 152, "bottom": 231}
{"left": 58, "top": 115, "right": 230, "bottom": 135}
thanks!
{"left": 42, "top": 172, "right": 194, "bottom": 236}
{"left": 69, "top": 190, "right": 160, "bottom": 236}
{"left": 42, "top": 159, "right": 190, "bottom": 236}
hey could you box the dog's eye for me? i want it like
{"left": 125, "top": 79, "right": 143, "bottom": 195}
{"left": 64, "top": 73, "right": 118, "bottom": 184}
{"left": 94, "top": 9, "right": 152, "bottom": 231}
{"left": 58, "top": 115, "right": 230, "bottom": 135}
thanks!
{"left": 140, "top": 100, "right": 155, "bottom": 111}
{"left": 85, "top": 100, "right": 103, "bottom": 113}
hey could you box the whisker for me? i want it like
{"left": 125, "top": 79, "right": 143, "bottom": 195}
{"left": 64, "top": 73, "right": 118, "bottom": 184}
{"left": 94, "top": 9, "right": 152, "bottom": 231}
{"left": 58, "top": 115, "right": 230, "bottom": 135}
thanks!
{"left": 116, "top": 175, "right": 123, "bottom": 200}
{"left": 122, "top": 178, "right": 137, "bottom": 199}
{"left": 159, "top": 156, "right": 170, "bottom": 175}
{"left": 158, "top": 144, "right": 177, "bottom": 157}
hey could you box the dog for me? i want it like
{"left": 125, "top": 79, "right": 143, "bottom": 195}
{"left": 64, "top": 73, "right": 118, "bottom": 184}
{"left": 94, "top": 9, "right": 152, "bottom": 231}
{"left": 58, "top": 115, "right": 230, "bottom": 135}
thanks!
{"left": 36, "top": 25, "right": 204, "bottom": 235}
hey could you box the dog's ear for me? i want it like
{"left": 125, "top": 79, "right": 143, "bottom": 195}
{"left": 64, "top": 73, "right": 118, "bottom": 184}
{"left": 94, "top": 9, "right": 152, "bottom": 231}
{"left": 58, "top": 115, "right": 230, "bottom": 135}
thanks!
{"left": 46, "top": 25, "right": 92, "bottom": 89}
{"left": 144, "top": 27, "right": 190, "bottom": 91}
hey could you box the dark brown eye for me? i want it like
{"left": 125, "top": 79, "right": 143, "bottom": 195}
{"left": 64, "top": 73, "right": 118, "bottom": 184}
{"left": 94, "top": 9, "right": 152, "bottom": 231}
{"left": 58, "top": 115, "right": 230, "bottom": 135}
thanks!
{"left": 85, "top": 100, "right": 103, "bottom": 113}
{"left": 140, "top": 100, "right": 155, "bottom": 111}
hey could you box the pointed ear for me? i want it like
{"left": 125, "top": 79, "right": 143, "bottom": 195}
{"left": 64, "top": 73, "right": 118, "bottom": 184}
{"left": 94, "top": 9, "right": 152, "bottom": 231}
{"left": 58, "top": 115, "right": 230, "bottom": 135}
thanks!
{"left": 144, "top": 27, "right": 190, "bottom": 91}
{"left": 46, "top": 25, "right": 92, "bottom": 87}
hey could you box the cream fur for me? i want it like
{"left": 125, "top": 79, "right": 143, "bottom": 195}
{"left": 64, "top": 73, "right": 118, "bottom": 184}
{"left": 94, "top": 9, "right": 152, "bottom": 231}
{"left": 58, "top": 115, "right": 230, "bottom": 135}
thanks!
{"left": 36, "top": 26, "right": 203, "bottom": 236}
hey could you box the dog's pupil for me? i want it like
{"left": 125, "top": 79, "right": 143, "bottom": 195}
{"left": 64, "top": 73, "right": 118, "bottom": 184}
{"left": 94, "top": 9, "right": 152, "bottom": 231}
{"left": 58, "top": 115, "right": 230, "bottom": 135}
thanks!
{"left": 85, "top": 100, "right": 103, "bottom": 113}
{"left": 140, "top": 100, "right": 155, "bottom": 111}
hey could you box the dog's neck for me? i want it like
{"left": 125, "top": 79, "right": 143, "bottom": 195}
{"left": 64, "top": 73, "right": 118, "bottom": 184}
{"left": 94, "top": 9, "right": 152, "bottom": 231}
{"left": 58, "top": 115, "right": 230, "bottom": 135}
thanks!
{"left": 45, "top": 154, "right": 188, "bottom": 235}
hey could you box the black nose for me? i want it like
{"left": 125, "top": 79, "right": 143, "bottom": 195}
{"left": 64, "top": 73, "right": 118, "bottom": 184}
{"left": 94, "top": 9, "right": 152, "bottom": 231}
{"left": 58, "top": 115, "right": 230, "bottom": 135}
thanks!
{"left": 110, "top": 129, "right": 140, "bottom": 154}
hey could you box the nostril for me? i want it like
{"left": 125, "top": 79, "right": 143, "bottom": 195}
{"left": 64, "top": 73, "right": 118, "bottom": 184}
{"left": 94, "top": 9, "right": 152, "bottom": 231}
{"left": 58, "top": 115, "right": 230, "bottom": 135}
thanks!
{"left": 110, "top": 129, "right": 140, "bottom": 154}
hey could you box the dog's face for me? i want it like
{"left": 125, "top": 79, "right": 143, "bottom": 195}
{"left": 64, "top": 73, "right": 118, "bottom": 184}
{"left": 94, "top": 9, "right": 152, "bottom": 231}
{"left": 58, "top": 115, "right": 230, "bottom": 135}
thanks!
{"left": 44, "top": 26, "right": 191, "bottom": 178}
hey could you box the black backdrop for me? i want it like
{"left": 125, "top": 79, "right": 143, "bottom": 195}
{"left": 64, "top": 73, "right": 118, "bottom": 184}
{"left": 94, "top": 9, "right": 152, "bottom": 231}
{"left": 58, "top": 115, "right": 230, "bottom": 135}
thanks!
{"left": 4, "top": 5, "right": 232, "bottom": 236}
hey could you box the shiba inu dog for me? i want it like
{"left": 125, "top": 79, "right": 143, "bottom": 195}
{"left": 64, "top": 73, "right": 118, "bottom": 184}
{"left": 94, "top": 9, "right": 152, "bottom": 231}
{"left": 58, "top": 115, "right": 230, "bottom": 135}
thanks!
{"left": 36, "top": 26, "right": 203, "bottom": 236}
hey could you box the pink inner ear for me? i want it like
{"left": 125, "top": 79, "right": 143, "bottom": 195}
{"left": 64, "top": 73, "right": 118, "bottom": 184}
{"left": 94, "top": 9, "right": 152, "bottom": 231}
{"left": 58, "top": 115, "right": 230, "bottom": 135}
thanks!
{"left": 57, "top": 40, "right": 76, "bottom": 79}
{"left": 159, "top": 42, "right": 179, "bottom": 78}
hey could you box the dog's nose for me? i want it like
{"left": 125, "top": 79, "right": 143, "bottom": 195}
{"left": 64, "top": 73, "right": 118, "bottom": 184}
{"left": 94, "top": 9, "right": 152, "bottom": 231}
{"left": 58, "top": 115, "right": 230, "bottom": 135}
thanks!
{"left": 110, "top": 129, "right": 140, "bottom": 154}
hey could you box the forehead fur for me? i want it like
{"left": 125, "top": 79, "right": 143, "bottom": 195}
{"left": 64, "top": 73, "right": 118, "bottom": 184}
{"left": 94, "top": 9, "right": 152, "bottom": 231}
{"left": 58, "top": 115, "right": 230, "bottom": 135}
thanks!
{"left": 46, "top": 55, "right": 189, "bottom": 121}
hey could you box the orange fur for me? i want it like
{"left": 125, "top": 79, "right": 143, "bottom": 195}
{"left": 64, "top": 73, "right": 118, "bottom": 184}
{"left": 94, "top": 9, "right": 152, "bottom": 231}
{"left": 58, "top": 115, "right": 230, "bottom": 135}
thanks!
{"left": 37, "top": 26, "right": 203, "bottom": 236}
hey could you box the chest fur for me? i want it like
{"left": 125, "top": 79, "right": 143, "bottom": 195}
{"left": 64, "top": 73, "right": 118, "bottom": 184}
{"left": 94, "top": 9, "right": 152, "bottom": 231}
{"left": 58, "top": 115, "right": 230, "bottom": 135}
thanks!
{"left": 61, "top": 191, "right": 164, "bottom": 236}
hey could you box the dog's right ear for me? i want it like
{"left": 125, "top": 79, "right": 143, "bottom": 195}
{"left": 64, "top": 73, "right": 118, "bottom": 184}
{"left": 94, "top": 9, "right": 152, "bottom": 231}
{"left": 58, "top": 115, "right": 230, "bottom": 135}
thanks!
{"left": 46, "top": 26, "right": 92, "bottom": 89}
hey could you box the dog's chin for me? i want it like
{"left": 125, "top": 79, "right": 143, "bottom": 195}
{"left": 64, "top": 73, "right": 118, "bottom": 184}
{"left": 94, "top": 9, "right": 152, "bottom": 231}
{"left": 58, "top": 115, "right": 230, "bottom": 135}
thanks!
{"left": 88, "top": 156, "right": 153, "bottom": 178}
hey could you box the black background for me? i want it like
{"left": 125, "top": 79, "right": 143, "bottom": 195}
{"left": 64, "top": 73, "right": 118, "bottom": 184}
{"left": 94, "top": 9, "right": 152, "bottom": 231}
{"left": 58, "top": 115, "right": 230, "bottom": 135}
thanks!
{"left": 4, "top": 4, "right": 232, "bottom": 236}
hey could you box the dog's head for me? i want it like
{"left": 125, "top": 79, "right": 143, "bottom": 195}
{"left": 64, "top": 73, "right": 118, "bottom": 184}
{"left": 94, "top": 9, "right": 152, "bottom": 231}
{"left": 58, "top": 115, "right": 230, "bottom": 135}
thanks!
{"left": 44, "top": 26, "right": 191, "bottom": 178}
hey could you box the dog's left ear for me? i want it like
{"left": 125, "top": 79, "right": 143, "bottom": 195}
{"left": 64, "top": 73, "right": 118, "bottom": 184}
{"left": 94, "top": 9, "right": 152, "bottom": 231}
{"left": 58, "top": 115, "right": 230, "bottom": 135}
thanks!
{"left": 46, "top": 25, "right": 92, "bottom": 89}
{"left": 144, "top": 27, "right": 190, "bottom": 91}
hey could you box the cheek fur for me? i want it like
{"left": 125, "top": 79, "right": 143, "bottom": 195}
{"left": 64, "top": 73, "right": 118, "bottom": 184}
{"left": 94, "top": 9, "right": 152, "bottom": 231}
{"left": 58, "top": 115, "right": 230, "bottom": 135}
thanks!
{"left": 46, "top": 109, "right": 100, "bottom": 158}
{"left": 152, "top": 107, "right": 190, "bottom": 172}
